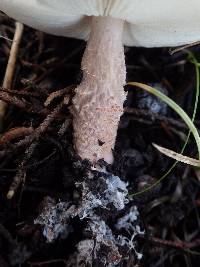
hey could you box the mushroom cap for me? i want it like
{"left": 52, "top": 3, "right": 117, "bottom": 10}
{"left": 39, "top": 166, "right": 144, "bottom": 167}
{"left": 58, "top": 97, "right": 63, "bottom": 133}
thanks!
{"left": 1, "top": 0, "right": 200, "bottom": 47}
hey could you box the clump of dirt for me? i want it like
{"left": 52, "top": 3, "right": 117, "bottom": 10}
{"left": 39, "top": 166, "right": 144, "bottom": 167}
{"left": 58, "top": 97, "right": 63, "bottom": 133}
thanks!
{"left": 0, "top": 13, "right": 200, "bottom": 267}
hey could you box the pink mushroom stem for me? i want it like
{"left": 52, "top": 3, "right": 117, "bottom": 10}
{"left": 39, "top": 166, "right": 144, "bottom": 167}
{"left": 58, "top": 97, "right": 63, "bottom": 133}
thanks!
{"left": 72, "top": 16, "right": 126, "bottom": 164}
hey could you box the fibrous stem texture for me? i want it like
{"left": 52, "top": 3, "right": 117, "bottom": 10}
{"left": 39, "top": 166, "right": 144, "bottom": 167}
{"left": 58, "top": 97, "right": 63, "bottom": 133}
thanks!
{"left": 73, "top": 16, "right": 126, "bottom": 164}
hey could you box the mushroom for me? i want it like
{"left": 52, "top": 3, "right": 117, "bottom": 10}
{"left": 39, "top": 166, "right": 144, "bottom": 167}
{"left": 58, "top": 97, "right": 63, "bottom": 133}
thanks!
{"left": 1, "top": 0, "right": 200, "bottom": 164}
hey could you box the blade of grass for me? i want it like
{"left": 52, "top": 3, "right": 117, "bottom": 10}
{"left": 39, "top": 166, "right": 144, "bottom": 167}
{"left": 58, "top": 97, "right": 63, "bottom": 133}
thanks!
{"left": 128, "top": 82, "right": 200, "bottom": 157}
{"left": 128, "top": 52, "right": 200, "bottom": 196}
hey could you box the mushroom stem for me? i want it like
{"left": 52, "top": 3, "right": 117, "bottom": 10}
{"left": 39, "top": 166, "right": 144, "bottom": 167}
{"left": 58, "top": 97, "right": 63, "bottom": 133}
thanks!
{"left": 72, "top": 16, "right": 126, "bottom": 164}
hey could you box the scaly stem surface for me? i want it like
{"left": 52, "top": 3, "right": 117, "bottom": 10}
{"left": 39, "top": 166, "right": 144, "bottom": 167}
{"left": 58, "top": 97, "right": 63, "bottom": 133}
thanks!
{"left": 72, "top": 16, "right": 126, "bottom": 164}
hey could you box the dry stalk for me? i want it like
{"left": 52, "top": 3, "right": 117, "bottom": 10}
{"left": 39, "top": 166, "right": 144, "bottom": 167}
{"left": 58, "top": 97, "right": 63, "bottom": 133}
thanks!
{"left": 0, "top": 22, "right": 24, "bottom": 130}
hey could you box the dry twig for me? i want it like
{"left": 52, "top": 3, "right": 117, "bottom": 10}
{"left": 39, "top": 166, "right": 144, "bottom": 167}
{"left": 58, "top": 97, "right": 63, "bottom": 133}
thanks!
{"left": 150, "top": 236, "right": 200, "bottom": 250}
{"left": 0, "top": 126, "right": 34, "bottom": 147}
{"left": 44, "top": 85, "right": 74, "bottom": 107}
{"left": 0, "top": 87, "right": 48, "bottom": 115}
{"left": 6, "top": 103, "right": 64, "bottom": 198}
{"left": 0, "top": 22, "right": 24, "bottom": 130}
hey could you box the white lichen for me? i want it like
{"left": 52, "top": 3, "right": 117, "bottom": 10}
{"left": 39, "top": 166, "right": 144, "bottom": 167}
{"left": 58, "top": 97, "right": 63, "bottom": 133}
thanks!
{"left": 115, "top": 206, "right": 145, "bottom": 260}
{"left": 115, "top": 206, "right": 139, "bottom": 233}
{"left": 78, "top": 187, "right": 103, "bottom": 219}
{"left": 77, "top": 172, "right": 129, "bottom": 219}
{"left": 105, "top": 174, "right": 129, "bottom": 210}
{"left": 34, "top": 197, "right": 74, "bottom": 242}
{"left": 117, "top": 235, "right": 143, "bottom": 260}
{"left": 34, "top": 171, "right": 143, "bottom": 266}
{"left": 34, "top": 172, "right": 129, "bottom": 242}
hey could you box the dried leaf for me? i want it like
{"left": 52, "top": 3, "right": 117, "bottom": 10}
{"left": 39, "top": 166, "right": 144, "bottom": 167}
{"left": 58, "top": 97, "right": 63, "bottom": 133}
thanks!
{"left": 153, "top": 143, "right": 200, "bottom": 167}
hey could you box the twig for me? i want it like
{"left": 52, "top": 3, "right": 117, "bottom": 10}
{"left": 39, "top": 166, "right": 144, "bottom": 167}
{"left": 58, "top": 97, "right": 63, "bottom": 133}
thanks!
{"left": 169, "top": 41, "right": 200, "bottom": 55}
{"left": 124, "top": 107, "right": 189, "bottom": 130}
{"left": 0, "top": 88, "right": 29, "bottom": 109}
{"left": 149, "top": 236, "right": 200, "bottom": 250}
{"left": 0, "top": 88, "right": 49, "bottom": 116}
{"left": 6, "top": 103, "right": 64, "bottom": 198}
{"left": 0, "top": 127, "right": 34, "bottom": 147}
{"left": 44, "top": 85, "right": 74, "bottom": 107}
{"left": 7, "top": 141, "right": 37, "bottom": 199}
{"left": 0, "top": 22, "right": 24, "bottom": 130}
{"left": 0, "top": 86, "right": 40, "bottom": 97}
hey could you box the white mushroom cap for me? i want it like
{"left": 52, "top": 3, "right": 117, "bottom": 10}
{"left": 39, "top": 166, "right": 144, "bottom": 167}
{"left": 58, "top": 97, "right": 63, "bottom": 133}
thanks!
{"left": 1, "top": 0, "right": 200, "bottom": 47}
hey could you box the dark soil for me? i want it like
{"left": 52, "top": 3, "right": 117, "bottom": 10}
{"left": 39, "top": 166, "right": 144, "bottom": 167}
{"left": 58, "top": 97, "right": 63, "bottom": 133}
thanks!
{"left": 0, "top": 13, "right": 200, "bottom": 267}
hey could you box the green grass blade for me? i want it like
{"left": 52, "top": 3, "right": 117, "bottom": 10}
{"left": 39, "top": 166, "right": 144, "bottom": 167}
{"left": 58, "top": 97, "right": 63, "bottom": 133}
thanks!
{"left": 128, "top": 52, "right": 200, "bottom": 196}
{"left": 128, "top": 82, "right": 200, "bottom": 158}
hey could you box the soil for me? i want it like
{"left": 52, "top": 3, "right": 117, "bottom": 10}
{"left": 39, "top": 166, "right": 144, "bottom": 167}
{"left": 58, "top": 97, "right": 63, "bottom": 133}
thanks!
{"left": 0, "top": 13, "right": 200, "bottom": 267}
